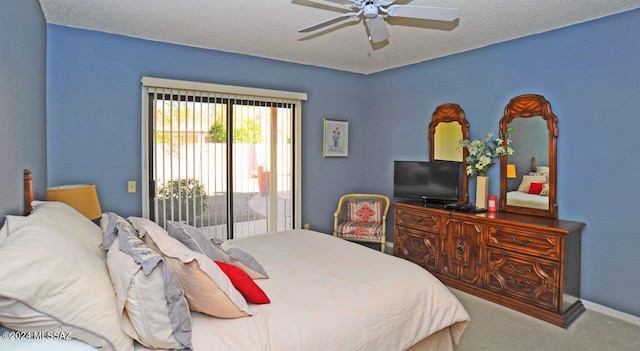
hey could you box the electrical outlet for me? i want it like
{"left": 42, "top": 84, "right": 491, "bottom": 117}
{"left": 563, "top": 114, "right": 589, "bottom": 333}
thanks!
{"left": 304, "top": 223, "right": 310, "bottom": 230}
{"left": 127, "top": 181, "right": 136, "bottom": 193}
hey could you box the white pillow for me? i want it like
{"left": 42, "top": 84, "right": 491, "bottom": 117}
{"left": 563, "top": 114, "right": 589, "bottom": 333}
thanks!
{"left": 128, "top": 217, "right": 252, "bottom": 318}
{"left": 0, "top": 216, "right": 133, "bottom": 351}
{"left": 536, "top": 166, "right": 550, "bottom": 174}
{"left": 104, "top": 226, "right": 192, "bottom": 350}
{"left": 28, "top": 201, "right": 105, "bottom": 261}
{"left": 517, "top": 175, "right": 548, "bottom": 193}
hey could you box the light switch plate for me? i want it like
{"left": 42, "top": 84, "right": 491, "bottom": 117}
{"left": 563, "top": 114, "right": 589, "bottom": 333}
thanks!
{"left": 127, "top": 181, "right": 136, "bottom": 193}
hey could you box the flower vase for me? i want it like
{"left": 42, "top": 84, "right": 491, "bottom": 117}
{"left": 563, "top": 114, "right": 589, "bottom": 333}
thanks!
{"left": 476, "top": 176, "right": 489, "bottom": 209}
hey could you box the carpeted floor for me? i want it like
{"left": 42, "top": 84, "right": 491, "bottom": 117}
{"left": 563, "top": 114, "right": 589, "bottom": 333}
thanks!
{"left": 451, "top": 288, "right": 640, "bottom": 351}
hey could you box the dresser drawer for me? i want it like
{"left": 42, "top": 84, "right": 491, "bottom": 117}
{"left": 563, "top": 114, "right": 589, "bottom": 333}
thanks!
{"left": 487, "top": 225, "right": 561, "bottom": 261}
{"left": 395, "top": 207, "right": 440, "bottom": 232}
{"left": 394, "top": 226, "right": 440, "bottom": 272}
{"left": 486, "top": 248, "right": 560, "bottom": 311}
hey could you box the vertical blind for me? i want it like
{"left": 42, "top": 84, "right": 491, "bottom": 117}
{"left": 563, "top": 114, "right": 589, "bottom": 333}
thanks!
{"left": 141, "top": 78, "right": 305, "bottom": 240}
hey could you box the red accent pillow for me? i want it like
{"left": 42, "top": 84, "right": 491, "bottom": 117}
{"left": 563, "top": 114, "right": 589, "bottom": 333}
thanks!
{"left": 215, "top": 261, "right": 270, "bottom": 304}
{"left": 528, "top": 182, "right": 544, "bottom": 195}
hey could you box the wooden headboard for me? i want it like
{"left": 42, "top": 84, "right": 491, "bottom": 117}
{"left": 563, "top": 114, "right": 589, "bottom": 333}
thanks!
{"left": 530, "top": 157, "right": 537, "bottom": 173}
{"left": 24, "top": 169, "right": 34, "bottom": 215}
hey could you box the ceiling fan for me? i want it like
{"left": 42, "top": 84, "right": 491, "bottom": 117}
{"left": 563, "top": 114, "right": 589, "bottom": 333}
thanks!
{"left": 298, "top": 0, "right": 460, "bottom": 43}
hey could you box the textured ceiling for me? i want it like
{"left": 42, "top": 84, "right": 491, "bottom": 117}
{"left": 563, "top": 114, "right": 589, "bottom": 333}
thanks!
{"left": 38, "top": 0, "right": 640, "bottom": 74}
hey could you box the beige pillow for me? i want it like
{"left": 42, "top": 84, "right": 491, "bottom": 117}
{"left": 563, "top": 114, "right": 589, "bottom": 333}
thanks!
{"left": 0, "top": 216, "right": 133, "bottom": 351}
{"left": 128, "top": 217, "right": 252, "bottom": 318}
{"left": 517, "top": 175, "right": 548, "bottom": 193}
{"left": 105, "top": 227, "right": 191, "bottom": 350}
{"left": 28, "top": 200, "right": 105, "bottom": 262}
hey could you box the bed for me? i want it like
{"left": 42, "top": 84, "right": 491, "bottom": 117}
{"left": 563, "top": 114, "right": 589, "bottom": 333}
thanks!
{"left": 0, "top": 170, "right": 469, "bottom": 351}
{"left": 506, "top": 159, "right": 550, "bottom": 210}
{"left": 506, "top": 190, "right": 549, "bottom": 209}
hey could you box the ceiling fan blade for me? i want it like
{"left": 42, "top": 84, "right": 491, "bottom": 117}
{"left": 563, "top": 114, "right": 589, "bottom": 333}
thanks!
{"left": 318, "top": 0, "right": 356, "bottom": 4}
{"left": 386, "top": 5, "right": 460, "bottom": 22}
{"left": 299, "top": 12, "right": 358, "bottom": 33}
{"left": 366, "top": 16, "right": 389, "bottom": 43}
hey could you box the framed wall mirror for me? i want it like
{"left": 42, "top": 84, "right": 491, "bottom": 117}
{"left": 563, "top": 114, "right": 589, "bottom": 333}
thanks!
{"left": 499, "top": 94, "right": 558, "bottom": 218}
{"left": 428, "top": 103, "right": 470, "bottom": 203}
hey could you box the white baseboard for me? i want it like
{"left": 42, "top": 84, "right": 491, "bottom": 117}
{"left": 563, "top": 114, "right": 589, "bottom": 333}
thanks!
{"left": 385, "top": 241, "right": 394, "bottom": 255}
{"left": 582, "top": 299, "right": 640, "bottom": 326}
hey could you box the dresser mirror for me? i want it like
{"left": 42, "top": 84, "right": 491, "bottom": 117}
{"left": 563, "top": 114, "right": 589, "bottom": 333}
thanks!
{"left": 428, "top": 103, "right": 470, "bottom": 203}
{"left": 499, "top": 94, "right": 558, "bottom": 218}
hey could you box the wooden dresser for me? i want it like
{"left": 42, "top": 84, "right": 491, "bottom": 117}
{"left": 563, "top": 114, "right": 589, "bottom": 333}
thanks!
{"left": 393, "top": 201, "right": 585, "bottom": 327}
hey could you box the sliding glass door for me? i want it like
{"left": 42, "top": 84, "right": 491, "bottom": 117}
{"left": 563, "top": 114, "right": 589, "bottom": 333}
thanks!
{"left": 144, "top": 85, "right": 298, "bottom": 240}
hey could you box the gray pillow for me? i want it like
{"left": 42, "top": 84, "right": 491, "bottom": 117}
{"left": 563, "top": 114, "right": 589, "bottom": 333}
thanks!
{"left": 166, "top": 221, "right": 228, "bottom": 261}
{"left": 166, "top": 221, "right": 268, "bottom": 279}
{"left": 210, "top": 236, "right": 224, "bottom": 248}
{"left": 224, "top": 245, "right": 270, "bottom": 279}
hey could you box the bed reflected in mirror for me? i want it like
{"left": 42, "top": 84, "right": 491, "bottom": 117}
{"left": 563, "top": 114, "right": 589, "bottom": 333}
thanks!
{"left": 499, "top": 94, "right": 558, "bottom": 218}
{"left": 505, "top": 116, "right": 549, "bottom": 210}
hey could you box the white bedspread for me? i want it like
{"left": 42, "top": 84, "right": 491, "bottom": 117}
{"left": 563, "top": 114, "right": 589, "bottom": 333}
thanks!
{"left": 2, "top": 230, "right": 469, "bottom": 351}
{"left": 143, "top": 229, "right": 469, "bottom": 351}
{"left": 506, "top": 191, "right": 549, "bottom": 209}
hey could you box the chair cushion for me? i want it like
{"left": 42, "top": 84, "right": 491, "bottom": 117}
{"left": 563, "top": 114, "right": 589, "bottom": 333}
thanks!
{"left": 348, "top": 201, "right": 382, "bottom": 223}
{"left": 337, "top": 221, "right": 383, "bottom": 240}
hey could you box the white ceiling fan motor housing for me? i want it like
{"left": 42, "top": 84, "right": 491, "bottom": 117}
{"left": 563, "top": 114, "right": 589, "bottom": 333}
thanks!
{"left": 363, "top": 4, "right": 379, "bottom": 18}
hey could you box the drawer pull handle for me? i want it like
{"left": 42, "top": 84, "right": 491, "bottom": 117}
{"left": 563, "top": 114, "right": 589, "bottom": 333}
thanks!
{"left": 507, "top": 276, "right": 531, "bottom": 287}
{"left": 510, "top": 235, "right": 533, "bottom": 246}
{"left": 508, "top": 263, "right": 532, "bottom": 275}
{"left": 410, "top": 216, "right": 424, "bottom": 224}
{"left": 456, "top": 241, "right": 465, "bottom": 259}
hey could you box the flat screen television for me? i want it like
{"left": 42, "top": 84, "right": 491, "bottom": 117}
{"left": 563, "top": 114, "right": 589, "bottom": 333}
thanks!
{"left": 393, "top": 160, "right": 463, "bottom": 204}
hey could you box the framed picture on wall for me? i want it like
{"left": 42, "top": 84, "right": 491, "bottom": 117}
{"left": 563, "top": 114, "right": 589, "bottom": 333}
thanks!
{"left": 323, "top": 119, "right": 349, "bottom": 158}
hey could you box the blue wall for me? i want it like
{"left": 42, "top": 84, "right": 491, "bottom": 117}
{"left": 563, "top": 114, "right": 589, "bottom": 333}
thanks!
{"left": 0, "top": 0, "right": 47, "bottom": 221}
{"left": 46, "top": 9, "right": 640, "bottom": 317}
{"left": 370, "top": 9, "right": 640, "bottom": 316}
{"left": 46, "top": 24, "right": 372, "bottom": 231}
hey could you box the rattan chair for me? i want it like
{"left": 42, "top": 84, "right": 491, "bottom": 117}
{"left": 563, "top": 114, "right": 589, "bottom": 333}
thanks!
{"left": 333, "top": 194, "right": 390, "bottom": 252}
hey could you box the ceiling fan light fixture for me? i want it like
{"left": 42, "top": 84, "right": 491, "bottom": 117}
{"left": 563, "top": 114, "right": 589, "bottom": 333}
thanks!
{"left": 363, "top": 4, "right": 378, "bottom": 18}
{"left": 298, "top": 0, "right": 460, "bottom": 44}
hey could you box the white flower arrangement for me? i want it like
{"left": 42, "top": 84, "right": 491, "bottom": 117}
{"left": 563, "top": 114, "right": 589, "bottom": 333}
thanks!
{"left": 459, "top": 129, "right": 514, "bottom": 177}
